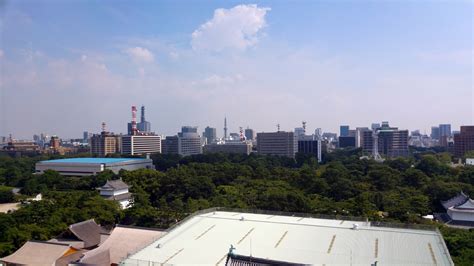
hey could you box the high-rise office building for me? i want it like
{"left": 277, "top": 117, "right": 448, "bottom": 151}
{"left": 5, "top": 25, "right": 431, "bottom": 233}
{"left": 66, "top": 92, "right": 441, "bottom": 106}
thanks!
{"left": 257, "top": 131, "right": 297, "bottom": 158}
{"left": 338, "top": 136, "right": 356, "bottom": 148}
{"left": 355, "top": 127, "right": 370, "bottom": 148}
{"left": 50, "top": 136, "right": 60, "bottom": 150}
{"left": 431, "top": 126, "right": 440, "bottom": 140}
{"left": 91, "top": 132, "right": 122, "bottom": 157}
{"left": 454, "top": 126, "right": 474, "bottom": 158}
{"left": 162, "top": 126, "right": 202, "bottom": 156}
{"left": 203, "top": 127, "right": 217, "bottom": 144}
{"left": 439, "top": 124, "right": 451, "bottom": 138}
{"left": 245, "top": 128, "right": 255, "bottom": 141}
{"left": 137, "top": 106, "right": 151, "bottom": 133}
{"left": 161, "top": 136, "right": 179, "bottom": 155}
{"left": 371, "top": 123, "right": 381, "bottom": 131}
{"left": 439, "top": 124, "right": 452, "bottom": 147}
{"left": 294, "top": 127, "right": 306, "bottom": 140}
{"left": 298, "top": 135, "right": 324, "bottom": 162}
{"left": 362, "top": 122, "right": 409, "bottom": 158}
{"left": 121, "top": 135, "right": 161, "bottom": 155}
{"left": 340, "top": 125, "right": 349, "bottom": 137}
{"left": 83, "top": 131, "right": 89, "bottom": 143}
{"left": 204, "top": 142, "right": 252, "bottom": 155}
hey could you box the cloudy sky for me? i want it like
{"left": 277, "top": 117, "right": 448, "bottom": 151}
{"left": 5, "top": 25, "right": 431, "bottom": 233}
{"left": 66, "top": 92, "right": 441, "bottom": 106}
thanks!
{"left": 1, "top": 0, "right": 472, "bottom": 139}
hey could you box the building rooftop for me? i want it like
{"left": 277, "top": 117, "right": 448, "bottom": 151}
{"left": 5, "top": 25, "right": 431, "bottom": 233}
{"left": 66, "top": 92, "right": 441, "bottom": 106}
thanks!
{"left": 0, "top": 241, "right": 81, "bottom": 266}
{"left": 99, "top": 179, "right": 130, "bottom": 191}
{"left": 121, "top": 209, "right": 453, "bottom": 265}
{"left": 38, "top": 157, "right": 147, "bottom": 164}
{"left": 80, "top": 225, "right": 165, "bottom": 265}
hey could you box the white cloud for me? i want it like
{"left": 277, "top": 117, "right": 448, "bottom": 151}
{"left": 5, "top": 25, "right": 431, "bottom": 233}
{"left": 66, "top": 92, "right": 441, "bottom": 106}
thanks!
{"left": 191, "top": 4, "right": 270, "bottom": 51}
{"left": 126, "top": 46, "right": 154, "bottom": 62}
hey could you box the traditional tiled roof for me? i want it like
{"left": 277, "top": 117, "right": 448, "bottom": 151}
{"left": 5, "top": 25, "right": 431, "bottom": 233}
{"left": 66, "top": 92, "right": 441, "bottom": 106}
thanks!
{"left": 454, "top": 199, "right": 474, "bottom": 210}
{"left": 80, "top": 225, "right": 164, "bottom": 265}
{"left": 0, "top": 241, "right": 78, "bottom": 265}
{"left": 103, "top": 192, "right": 133, "bottom": 201}
{"left": 69, "top": 219, "right": 101, "bottom": 248}
{"left": 99, "top": 179, "right": 129, "bottom": 191}
{"left": 441, "top": 192, "right": 469, "bottom": 209}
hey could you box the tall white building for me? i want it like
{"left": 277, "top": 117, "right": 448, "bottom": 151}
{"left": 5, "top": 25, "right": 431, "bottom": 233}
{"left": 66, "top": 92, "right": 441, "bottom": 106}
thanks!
{"left": 121, "top": 135, "right": 161, "bottom": 155}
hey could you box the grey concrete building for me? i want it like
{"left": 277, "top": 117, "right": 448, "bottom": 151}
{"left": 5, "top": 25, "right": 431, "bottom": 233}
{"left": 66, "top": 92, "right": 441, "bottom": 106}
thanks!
{"left": 203, "top": 126, "right": 217, "bottom": 144}
{"left": 204, "top": 142, "right": 252, "bottom": 155}
{"left": 257, "top": 131, "right": 297, "bottom": 158}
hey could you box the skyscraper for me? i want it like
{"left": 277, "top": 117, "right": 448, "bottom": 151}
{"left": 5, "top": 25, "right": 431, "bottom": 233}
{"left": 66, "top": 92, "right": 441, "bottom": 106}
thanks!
{"left": 224, "top": 117, "right": 228, "bottom": 140}
{"left": 203, "top": 126, "right": 217, "bottom": 144}
{"left": 91, "top": 132, "right": 121, "bottom": 157}
{"left": 439, "top": 124, "right": 451, "bottom": 138}
{"left": 362, "top": 122, "right": 409, "bottom": 158}
{"left": 294, "top": 127, "right": 305, "bottom": 140}
{"left": 340, "top": 125, "right": 349, "bottom": 137}
{"left": 257, "top": 131, "right": 297, "bottom": 158}
{"left": 431, "top": 126, "right": 440, "bottom": 140}
{"left": 245, "top": 128, "right": 255, "bottom": 141}
{"left": 454, "top": 126, "right": 474, "bottom": 158}
{"left": 137, "top": 106, "right": 151, "bottom": 133}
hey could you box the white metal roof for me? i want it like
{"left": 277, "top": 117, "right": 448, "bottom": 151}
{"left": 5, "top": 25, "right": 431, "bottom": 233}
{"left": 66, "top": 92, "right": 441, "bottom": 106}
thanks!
{"left": 121, "top": 210, "right": 453, "bottom": 266}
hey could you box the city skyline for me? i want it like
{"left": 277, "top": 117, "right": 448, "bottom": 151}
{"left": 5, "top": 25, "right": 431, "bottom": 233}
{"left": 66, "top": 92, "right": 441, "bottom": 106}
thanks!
{"left": 1, "top": 1, "right": 473, "bottom": 139}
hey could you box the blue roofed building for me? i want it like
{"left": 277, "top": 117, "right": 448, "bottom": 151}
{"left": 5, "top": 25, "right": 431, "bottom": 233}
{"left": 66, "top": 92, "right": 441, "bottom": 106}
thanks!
{"left": 35, "top": 158, "right": 154, "bottom": 176}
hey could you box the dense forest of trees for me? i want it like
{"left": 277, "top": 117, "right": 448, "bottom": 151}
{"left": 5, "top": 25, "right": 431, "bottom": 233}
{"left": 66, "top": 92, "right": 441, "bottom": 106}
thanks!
{"left": 0, "top": 150, "right": 473, "bottom": 264}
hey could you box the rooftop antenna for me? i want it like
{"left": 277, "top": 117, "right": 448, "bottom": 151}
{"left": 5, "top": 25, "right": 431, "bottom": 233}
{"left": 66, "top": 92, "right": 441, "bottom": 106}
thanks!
{"left": 302, "top": 121, "right": 307, "bottom": 135}
{"left": 276, "top": 123, "right": 280, "bottom": 132}
{"left": 101, "top": 122, "right": 106, "bottom": 133}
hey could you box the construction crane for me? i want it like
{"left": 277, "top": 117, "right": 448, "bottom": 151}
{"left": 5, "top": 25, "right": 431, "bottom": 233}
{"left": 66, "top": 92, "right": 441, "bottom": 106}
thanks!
{"left": 315, "top": 128, "right": 322, "bottom": 163}
{"left": 239, "top": 127, "right": 246, "bottom": 141}
{"left": 372, "top": 129, "right": 384, "bottom": 162}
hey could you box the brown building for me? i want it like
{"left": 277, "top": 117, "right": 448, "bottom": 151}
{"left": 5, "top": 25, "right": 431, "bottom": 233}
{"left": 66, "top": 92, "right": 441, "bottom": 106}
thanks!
{"left": 2, "top": 141, "right": 41, "bottom": 157}
{"left": 362, "top": 122, "right": 409, "bottom": 158}
{"left": 90, "top": 132, "right": 121, "bottom": 157}
{"left": 49, "top": 136, "right": 61, "bottom": 152}
{"left": 454, "top": 126, "right": 474, "bottom": 158}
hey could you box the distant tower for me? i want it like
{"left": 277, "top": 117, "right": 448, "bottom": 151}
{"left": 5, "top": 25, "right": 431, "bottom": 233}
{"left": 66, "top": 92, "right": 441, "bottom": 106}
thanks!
{"left": 137, "top": 105, "right": 151, "bottom": 133}
{"left": 276, "top": 124, "right": 281, "bottom": 132}
{"left": 224, "top": 117, "right": 228, "bottom": 140}
{"left": 101, "top": 122, "right": 106, "bottom": 133}
{"left": 302, "top": 121, "right": 307, "bottom": 135}
{"left": 141, "top": 106, "right": 145, "bottom": 123}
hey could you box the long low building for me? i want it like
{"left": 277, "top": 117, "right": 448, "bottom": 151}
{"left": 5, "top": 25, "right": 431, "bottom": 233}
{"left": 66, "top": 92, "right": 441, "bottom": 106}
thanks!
{"left": 120, "top": 209, "right": 453, "bottom": 265}
{"left": 35, "top": 158, "right": 154, "bottom": 176}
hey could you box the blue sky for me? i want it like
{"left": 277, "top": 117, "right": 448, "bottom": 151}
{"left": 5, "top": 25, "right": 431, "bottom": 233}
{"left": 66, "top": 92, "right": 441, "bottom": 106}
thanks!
{"left": 1, "top": 0, "right": 472, "bottom": 138}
